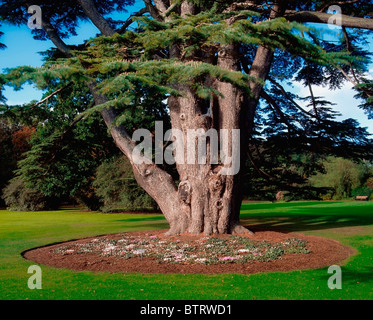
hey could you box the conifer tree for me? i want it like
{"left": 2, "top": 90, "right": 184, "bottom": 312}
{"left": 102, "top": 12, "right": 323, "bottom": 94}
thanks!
{"left": 1, "top": 0, "right": 373, "bottom": 235}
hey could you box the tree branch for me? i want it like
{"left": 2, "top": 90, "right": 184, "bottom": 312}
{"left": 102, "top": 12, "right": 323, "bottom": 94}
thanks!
{"left": 247, "top": 149, "right": 275, "bottom": 180}
{"left": 32, "top": 83, "right": 72, "bottom": 107}
{"left": 153, "top": 0, "right": 169, "bottom": 14}
{"left": 40, "top": 18, "right": 72, "bottom": 57}
{"left": 285, "top": 10, "right": 373, "bottom": 30}
{"left": 341, "top": 26, "right": 361, "bottom": 85}
{"left": 267, "top": 76, "right": 320, "bottom": 119}
{"left": 118, "top": 7, "right": 148, "bottom": 34}
{"left": 306, "top": 78, "right": 320, "bottom": 123}
{"left": 260, "top": 90, "right": 293, "bottom": 131}
{"left": 246, "top": 1, "right": 286, "bottom": 132}
{"left": 162, "top": 1, "right": 180, "bottom": 18}
{"left": 143, "top": 0, "right": 164, "bottom": 21}
{"left": 77, "top": 0, "right": 116, "bottom": 36}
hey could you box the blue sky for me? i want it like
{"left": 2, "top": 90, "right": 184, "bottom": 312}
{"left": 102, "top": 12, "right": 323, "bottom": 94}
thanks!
{"left": 0, "top": 4, "right": 372, "bottom": 134}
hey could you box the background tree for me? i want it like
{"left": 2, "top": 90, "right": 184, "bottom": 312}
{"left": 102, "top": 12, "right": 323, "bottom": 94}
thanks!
{"left": 1, "top": 0, "right": 373, "bottom": 234}
{"left": 1, "top": 46, "right": 171, "bottom": 211}
{"left": 309, "top": 156, "right": 370, "bottom": 200}
{"left": 0, "top": 120, "right": 33, "bottom": 207}
{"left": 94, "top": 155, "right": 158, "bottom": 212}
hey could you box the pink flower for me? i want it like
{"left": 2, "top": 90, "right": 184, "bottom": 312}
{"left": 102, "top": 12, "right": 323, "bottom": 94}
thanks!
{"left": 219, "top": 256, "right": 239, "bottom": 261}
{"left": 149, "top": 235, "right": 157, "bottom": 239}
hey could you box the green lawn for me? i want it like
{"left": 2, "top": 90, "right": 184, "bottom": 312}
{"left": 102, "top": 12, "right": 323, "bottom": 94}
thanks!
{"left": 1, "top": 201, "right": 372, "bottom": 300}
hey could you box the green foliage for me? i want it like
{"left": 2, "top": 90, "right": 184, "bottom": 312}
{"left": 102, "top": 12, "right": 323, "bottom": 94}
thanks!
{"left": 0, "top": 121, "right": 17, "bottom": 206}
{"left": 367, "top": 177, "right": 373, "bottom": 190}
{"left": 354, "top": 80, "right": 373, "bottom": 119}
{"left": 93, "top": 156, "right": 158, "bottom": 212}
{"left": 2, "top": 79, "right": 118, "bottom": 210}
{"left": 0, "top": 0, "right": 135, "bottom": 40}
{"left": 2, "top": 177, "right": 59, "bottom": 211}
{"left": 309, "top": 157, "right": 369, "bottom": 199}
{"left": 351, "top": 186, "right": 372, "bottom": 198}
{"left": 0, "top": 120, "right": 33, "bottom": 206}
{"left": 14, "top": 120, "right": 111, "bottom": 210}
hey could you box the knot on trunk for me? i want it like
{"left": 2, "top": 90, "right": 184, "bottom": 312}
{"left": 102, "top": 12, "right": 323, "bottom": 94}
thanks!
{"left": 208, "top": 174, "right": 225, "bottom": 193}
{"left": 178, "top": 180, "right": 191, "bottom": 205}
{"left": 143, "top": 169, "right": 152, "bottom": 176}
{"left": 215, "top": 199, "right": 223, "bottom": 209}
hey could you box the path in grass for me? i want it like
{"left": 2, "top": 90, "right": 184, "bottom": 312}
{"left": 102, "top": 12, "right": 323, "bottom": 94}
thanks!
{"left": 1, "top": 201, "right": 372, "bottom": 300}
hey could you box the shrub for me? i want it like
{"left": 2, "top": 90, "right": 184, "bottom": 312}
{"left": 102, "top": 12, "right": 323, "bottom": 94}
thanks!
{"left": 367, "top": 177, "right": 373, "bottom": 190}
{"left": 94, "top": 156, "right": 158, "bottom": 212}
{"left": 351, "top": 186, "right": 373, "bottom": 198}
{"left": 2, "top": 177, "right": 59, "bottom": 211}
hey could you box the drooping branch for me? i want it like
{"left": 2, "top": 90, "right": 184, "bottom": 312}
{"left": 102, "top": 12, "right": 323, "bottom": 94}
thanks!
{"left": 260, "top": 90, "right": 293, "bottom": 132}
{"left": 267, "top": 76, "right": 318, "bottom": 119}
{"left": 341, "top": 26, "right": 361, "bottom": 84}
{"left": 306, "top": 78, "right": 320, "bottom": 123}
{"left": 32, "top": 82, "right": 72, "bottom": 107}
{"left": 247, "top": 149, "right": 275, "bottom": 180}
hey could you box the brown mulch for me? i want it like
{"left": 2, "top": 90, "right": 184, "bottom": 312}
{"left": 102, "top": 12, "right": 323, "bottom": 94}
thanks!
{"left": 22, "top": 229, "right": 356, "bottom": 275}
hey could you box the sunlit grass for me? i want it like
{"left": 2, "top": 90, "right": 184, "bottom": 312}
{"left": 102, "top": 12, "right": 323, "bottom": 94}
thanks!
{"left": 1, "top": 201, "right": 372, "bottom": 300}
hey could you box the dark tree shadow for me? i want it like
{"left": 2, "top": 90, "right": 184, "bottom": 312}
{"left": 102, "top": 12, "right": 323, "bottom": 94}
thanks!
{"left": 318, "top": 266, "right": 373, "bottom": 285}
{"left": 240, "top": 202, "right": 373, "bottom": 234}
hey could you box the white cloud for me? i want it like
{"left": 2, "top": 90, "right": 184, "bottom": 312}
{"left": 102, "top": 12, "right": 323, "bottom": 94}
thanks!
{"left": 296, "top": 81, "right": 373, "bottom": 134}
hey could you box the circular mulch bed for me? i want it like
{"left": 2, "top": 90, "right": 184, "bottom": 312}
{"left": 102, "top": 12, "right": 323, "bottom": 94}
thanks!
{"left": 22, "top": 229, "right": 355, "bottom": 275}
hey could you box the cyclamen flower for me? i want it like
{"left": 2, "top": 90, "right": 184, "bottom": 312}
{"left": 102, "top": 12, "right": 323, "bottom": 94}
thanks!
{"left": 103, "top": 245, "right": 116, "bottom": 251}
{"left": 219, "top": 256, "right": 240, "bottom": 261}
{"left": 133, "top": 249, "right": 146, "bottom": 255}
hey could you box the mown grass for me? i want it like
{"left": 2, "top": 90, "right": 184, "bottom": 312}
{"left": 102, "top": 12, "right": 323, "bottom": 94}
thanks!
{"left": 1, "top": 201, "right": 372, "bottom": 300}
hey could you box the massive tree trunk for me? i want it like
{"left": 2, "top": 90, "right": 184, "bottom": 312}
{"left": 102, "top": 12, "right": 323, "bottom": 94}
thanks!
{"left": 135, "top": 2, "right": 283, "bottom": 236}
{"left": 93, "top": 0, "right": 279, "bottom": 236}
{"left": 68, "top": 0, "right": 282, "bottom": 235}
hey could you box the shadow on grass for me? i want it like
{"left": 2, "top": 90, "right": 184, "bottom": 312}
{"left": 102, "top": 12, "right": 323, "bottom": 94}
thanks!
{"left": 240, "top": 202, "right": 373, "bottom": 234}
{"left": 318, "top": 266, "right": 373, "bottom": 285}
{"left": 241, "top": 214, "right": 373, "bottom": 234}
